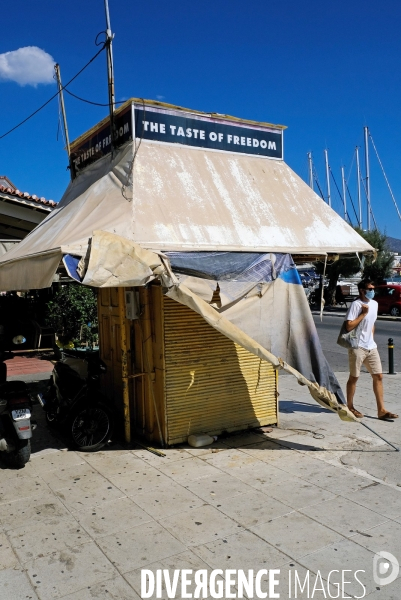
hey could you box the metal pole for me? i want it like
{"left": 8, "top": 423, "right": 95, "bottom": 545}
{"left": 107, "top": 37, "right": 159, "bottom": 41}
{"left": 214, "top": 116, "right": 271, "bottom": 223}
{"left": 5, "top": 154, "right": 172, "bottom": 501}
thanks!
{"left": 388, "top": 338, "right": 396, "bottom": 375}
{"left": 341, "top": 166, "right": 347, "bottom": 221}
{"left": 307, "top": 152, "right": 314, "bottom": 190}
{"left": 54, "top": 64, "right": 71, "bottom": 167}
{"left": 364, "top": 126, "right": 371, "bottom": 230}
{"left": 104, "top": 0, "right": 116, "bottom": 153}
{"left": 356, "top": 146, "right": 362, "bottom": 228}
{"left": 324, "top": 149, "right": 331, "bottom": 207}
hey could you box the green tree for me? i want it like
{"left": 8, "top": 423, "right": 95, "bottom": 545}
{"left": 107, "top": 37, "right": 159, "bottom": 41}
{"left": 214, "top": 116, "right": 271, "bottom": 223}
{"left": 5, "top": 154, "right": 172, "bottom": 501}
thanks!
{"left": 46, "top": 284, "right": 98, "bottom": 346}
{"left": 314, "top": 227, "right": 394, "bottom": 305}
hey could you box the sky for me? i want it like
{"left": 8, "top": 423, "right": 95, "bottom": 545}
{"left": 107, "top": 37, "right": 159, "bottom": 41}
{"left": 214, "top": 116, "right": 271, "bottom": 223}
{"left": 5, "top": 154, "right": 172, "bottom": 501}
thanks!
{"left": 1, "top": 0, "right": 401, "bottom": 237}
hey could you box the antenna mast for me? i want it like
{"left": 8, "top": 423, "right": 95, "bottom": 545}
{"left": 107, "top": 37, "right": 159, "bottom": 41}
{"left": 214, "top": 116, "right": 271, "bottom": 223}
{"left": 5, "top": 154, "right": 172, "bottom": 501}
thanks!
{"left": 307, "top": 152, "right": 314, "bottom": 190}
{"left": 355, "top": 147, "right": 362, "bottom": 228}
{"left": 104, "top": 0, "right": 116, "bottom": 153}
{"left": 54, "top": 64, "right": 72, "bottom": 174}
{"left": 364, "top": 126, "right": 371, "bottom": 230}
{"left": 324, "top": 149, "right": 331, "bottom": 207}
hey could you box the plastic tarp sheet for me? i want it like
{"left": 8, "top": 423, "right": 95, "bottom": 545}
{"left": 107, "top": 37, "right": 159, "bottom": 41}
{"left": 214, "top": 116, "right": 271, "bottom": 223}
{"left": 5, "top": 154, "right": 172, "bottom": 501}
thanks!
{"left": 0, "top": 138, "right": 374, "bottom": 291}
{"left": 166, "top": 252, "right": 352, "bottom": 416}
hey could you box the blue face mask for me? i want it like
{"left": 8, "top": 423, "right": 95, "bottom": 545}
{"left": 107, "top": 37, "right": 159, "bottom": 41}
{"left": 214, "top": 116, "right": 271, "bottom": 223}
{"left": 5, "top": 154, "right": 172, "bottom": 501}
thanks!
{"left": 365, "top": 290, "right": 375, "bottom": 300}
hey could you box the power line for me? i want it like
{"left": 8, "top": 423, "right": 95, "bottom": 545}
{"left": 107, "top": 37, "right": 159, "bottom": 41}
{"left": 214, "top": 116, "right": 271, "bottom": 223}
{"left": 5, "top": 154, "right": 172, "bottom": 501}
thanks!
{"left": 0, "top": 44, "right": 106, "bottom": 141}
{"left": 63, "top": 87, "right": 126, "bottom": 107}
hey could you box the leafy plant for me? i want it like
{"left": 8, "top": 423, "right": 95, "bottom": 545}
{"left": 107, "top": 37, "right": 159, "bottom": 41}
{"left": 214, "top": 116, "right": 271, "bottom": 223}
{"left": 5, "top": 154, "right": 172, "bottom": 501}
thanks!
{"left": 46, "top": 284, "right": 98, "bottom": 347}
{"left": 314, "top": 227, "right": 395, "bottom": 305}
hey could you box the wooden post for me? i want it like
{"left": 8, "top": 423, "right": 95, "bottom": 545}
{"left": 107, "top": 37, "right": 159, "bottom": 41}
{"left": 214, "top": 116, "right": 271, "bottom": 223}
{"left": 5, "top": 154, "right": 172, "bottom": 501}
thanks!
{"left": 118, "top": 287, "right": 131, "bottom": 443}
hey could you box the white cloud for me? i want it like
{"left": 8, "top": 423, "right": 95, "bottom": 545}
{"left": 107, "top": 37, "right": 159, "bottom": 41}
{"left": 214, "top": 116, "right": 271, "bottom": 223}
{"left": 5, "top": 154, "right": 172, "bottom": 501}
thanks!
{"left": 156, "top": 95, "right": 165, "bottom": 100}
{"left": 0, "top": 46, "right": 55, "bottom": 86}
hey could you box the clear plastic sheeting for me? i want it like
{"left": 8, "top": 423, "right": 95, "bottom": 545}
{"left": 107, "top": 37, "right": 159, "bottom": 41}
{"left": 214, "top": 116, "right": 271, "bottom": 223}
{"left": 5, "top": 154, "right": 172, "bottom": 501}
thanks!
{"left": 165, "top": 251, "right": 291, "bottom": 282}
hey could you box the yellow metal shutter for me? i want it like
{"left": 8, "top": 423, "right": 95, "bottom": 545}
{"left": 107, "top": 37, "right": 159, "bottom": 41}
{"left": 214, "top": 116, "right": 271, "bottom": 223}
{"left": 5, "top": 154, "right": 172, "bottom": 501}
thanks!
{"left": 163, "top": 297, "right": 278, "bottom": 445}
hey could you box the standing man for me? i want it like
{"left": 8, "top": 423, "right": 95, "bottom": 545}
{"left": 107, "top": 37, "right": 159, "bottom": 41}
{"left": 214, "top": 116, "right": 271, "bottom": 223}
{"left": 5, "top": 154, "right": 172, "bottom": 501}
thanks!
{"left": 346, "top": 278, "right": 398, "bottom": 420}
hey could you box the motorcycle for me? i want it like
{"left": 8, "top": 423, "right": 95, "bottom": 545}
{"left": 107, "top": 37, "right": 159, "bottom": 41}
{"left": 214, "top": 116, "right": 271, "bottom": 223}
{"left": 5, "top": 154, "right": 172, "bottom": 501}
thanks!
{"left": 37, "top": 349, "right": 114, "bottom": 452}
{"left": 0, "top": 335, "right": 33, "bottom": 469}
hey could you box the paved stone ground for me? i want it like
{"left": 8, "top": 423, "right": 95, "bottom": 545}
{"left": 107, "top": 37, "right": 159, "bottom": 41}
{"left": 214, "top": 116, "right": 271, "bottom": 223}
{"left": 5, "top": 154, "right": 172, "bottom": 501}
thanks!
{"left": 0, "top": 371, "right": 400, "bottom": 599}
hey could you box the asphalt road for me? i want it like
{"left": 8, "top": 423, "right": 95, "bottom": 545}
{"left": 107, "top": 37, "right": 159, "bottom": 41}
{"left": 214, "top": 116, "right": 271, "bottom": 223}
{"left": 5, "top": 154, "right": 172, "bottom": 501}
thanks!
{"left": 313, "top": 314, "right": 401, "bottom": 373}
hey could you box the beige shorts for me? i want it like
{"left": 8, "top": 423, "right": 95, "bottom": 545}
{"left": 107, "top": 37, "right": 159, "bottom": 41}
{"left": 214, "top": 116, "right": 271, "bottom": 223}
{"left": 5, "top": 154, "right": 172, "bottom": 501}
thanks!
{"left": 348, "top": 347, "right": 382, "bottom": 377}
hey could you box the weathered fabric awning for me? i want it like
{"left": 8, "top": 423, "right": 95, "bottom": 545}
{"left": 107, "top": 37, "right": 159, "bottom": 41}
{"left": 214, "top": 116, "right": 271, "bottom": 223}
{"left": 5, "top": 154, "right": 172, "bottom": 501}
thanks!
{"left": 0, "top": 138, "right": 372, "bottom": 290}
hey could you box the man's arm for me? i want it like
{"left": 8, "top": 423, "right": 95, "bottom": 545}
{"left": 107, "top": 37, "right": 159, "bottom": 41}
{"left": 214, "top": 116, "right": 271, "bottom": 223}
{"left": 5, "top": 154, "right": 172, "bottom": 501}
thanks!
{"left": 346, "top": 304, "right": 369, "bottom": 332}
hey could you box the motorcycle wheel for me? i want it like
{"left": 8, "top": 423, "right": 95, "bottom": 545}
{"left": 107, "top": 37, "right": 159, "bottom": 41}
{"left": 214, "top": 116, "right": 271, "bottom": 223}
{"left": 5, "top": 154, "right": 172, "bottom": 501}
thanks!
{"left": 5, "top": 439, "right": 31, "bottom": 469}
{"left": 70, "top": 404, "right": 113, "bottom": 452}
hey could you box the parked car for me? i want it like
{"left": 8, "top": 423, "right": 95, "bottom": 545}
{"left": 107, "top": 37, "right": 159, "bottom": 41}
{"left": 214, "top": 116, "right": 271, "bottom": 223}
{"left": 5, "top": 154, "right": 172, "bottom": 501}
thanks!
{"left": 375, "top": 284, "right": 401, "bottom": 316}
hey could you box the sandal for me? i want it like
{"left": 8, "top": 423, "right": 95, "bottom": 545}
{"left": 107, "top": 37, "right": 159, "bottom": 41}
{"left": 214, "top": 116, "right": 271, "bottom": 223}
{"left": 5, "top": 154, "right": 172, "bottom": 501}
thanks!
{"left": 378, "top": 412, "right": 399, "bottom": 420}
{"left": 349, "top": 407, "right": 364, "bottom": 418}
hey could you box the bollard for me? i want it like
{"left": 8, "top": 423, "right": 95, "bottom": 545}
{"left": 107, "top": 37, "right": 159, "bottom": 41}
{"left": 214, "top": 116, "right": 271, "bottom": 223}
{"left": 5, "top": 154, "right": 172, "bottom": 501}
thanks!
{"left": 388, "top": 338, "right": 396, "bottom": 375}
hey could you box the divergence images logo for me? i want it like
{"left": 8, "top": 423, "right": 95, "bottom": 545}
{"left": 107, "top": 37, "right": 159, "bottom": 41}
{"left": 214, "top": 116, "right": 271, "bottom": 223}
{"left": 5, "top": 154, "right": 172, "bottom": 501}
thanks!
{"left": 373, "top": 551, "right": 400, "bottom": 587}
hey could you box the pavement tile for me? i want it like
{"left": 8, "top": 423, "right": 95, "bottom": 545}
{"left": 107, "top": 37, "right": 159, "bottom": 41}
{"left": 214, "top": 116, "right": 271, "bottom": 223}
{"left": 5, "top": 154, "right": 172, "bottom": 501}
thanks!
{"left": 350, "top": 520, "right": 401, "bottom": 559}
{"left": 58, "top": 575, "right": 141, "bottom": 599}
{"left": 365, "top": 580, "right": 401, "bottom": 599}
{"left": 156, "top": 457, "right": 222, "bottom": 483}
{"left": 220, "top": 432, "right": 267, "bottom": 448}
{"left": 343, "top": 482, "right": 401, "bottom": 520}
{"left": 258, "top": 475, "right": 337, "bottom": 509}
{"left": 302, "top": 463, "right": 373, "bottom": 494}
{"left": 0, "top": 475, "right": 49, "bottom": 505}
{"left": 80, "top": 450, "right": 145, "bottom": 475}
{"left": 298, "top": 538, "right": 379, "bottom": 597}
{"left": 107, "top": 464, "right": 172, "bottom": 495}
{"left": 184, "top": 472, "right": 254, "bottom": 504}
{"left": 125, "top": 550, "right": 215, "bottom": 600}
{"left": 8, "top": 516, "right": 91, "bottom": 563}
{"left": 97, "top": 520, "right": 186, "bottom": 573}
{"left": 24, "top": 542, "right": 118, "bottom": 600}
{"left": 192, "top": 529, "right": 289, "bottom": 571}
{"left": 131, "top": 447, "right": 193, "bottom": 465}
{"left": 300, "top": 496, "right": 389, "bottom": 538}
{"left": 39, "top": 462, "right": 98, "bottom": 490}
{"left": 0, "top": 493, "right": 71, "bottom": 532}
{"left": 160, "top": 504, "right": 243, "bottom": 547}
{"left": 0, "top": 567, "right": 39, "bottom": 600}
{"left": 76, "top": 496, "right": 153, "bottom": 539}
{"left": 0, "top": 532, "right": 19, "bottom": 569}
{"left": 214, "top": 489, "right": 293, "bottom": 527}
{"left": 202, "top": 448, "right": 262, "bottom": 470}
{"left": 227, "top": 461, "right": 294, "bottom": 491}
{"left": 250, "top": 511, "right": 343, "bottom": 559}
{"left": 132, "top": 480, "right": 204, "bottom": 520}
{"left": 26, "top": 450, "right": 85, "bottom": 476}
{"left": 53, "top": 473, "right": 124, "bottom": 512}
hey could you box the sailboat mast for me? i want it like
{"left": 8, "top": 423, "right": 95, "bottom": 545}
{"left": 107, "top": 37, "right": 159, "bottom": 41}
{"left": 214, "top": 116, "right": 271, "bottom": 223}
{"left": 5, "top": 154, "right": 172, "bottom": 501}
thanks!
{"left": 307, "top": 152, "right": 314, "bottom": 190}
{"left": 341, "top": 166, "right": 347, "bottom": 221}
{"left": 324, "top": 149, "right": 331, "bottom": 207}
{"left": 364, "top": 126, "right": 371, "bottom": 230}
{"left": 355, "top": 147, "right": 362, "bottom": 228}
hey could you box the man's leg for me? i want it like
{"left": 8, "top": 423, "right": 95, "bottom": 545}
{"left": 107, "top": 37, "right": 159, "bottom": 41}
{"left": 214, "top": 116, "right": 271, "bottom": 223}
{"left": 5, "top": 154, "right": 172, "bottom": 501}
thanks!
{"left": 372, "top": 374, "right": 386, "bottom": 416}
{"left": 347, "top": 375, "right": 359, "bottom": 409}
{"left": 347, "top": 349, "right": 364, "bottom": 417}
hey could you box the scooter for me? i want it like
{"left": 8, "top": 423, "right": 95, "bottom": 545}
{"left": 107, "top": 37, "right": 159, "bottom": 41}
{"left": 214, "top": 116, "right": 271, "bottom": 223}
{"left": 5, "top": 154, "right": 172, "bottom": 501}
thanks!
{"left": 0, "top": 334, "right": 33, "bottom": 469}
{"left": 37, "top": 349, "right": 114, "bottom": 452}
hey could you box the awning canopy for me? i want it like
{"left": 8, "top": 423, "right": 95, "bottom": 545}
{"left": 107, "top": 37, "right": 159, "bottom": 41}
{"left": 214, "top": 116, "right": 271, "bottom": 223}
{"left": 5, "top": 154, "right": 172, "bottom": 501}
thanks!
{"left": 0, "top": 99, "right": 373, "bottom": 291}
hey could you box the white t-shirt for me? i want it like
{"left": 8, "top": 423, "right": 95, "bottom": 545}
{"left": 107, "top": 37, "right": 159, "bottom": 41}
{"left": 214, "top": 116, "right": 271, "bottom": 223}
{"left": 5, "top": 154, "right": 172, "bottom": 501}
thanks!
{"left": 346, "top": 298, "right": 378, "bottom": 350}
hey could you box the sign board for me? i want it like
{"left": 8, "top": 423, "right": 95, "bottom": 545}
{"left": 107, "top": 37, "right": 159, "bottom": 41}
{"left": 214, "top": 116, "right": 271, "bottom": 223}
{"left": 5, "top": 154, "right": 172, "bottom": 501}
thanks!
{"left": 70, "top": 104, "right": 132, "bottom": 176}
{"left": 134, "top": 104, "right": 283, "bottom": 159}
{"left": 70, "top": 101, "right": 283, "bottom": 178}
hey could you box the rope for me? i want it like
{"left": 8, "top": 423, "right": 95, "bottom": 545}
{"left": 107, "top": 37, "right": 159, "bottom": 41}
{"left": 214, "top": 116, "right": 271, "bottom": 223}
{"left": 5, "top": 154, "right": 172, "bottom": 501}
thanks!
{"left": 0, "top": 44, "right": 106, "bottom": 141}
{"left": 369, "top": 133, "right": 401, "bottom": 223}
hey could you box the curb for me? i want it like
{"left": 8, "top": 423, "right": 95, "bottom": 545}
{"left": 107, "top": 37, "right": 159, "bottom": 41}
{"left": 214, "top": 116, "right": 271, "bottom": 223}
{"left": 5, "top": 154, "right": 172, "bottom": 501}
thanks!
{"left": 311, "top": 311, "right": 401, "bottom": 322}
